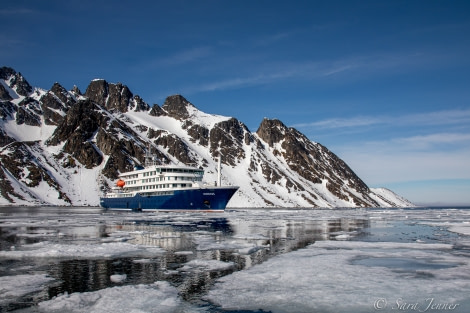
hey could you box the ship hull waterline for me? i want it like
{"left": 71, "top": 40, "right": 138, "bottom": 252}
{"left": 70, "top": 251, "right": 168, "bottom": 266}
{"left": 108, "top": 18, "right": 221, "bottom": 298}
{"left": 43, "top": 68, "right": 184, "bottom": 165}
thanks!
{"left": 100, "top": 186, "right": 238, "bottom": 212}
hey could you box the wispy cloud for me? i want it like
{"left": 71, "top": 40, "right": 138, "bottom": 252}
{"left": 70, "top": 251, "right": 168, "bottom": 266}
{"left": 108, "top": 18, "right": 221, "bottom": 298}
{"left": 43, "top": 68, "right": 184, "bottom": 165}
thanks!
{"left": 196, "top": 71, "right": 299, "bottom": 92}
{"left": 149, "top": 46, "right": 213, "bottom": 68}
{"left": 180, "top": 49, "right": 444, "bottom": 95}
{"left": 393, "top": 133, "right": 470, "bottom": 149}
{"left": 254, "top": 30, "right": 295, "bottom": 47}
{"left": 334, "top": 138, "right": 470, "bottom": 186}
{"left": 293, "top": 109, "right": 470, "bottom": 130}
{"left": 293, "top": 116, "right": 382, "bottom": 129}
{"left": 306, "top": 110, "right": 470, "bottom": 195}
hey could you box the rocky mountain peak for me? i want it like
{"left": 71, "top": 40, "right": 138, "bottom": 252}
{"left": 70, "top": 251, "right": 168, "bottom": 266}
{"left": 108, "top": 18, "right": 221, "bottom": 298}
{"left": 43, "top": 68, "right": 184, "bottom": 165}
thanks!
{"left": 149, "top": 104, "right": 166, "bottom": 117}
{"left": 71, "top": 85, "right": 82, "bottom": 96}
{"left": 0, "top": 66, "right": 32, "bottom": 97}
{"left": 0, "top": 66, "right": 414, "bottom": 208}
{"left": 39, "top": 82, "right": 76, "bottom": 126}
{"left": 256, "top": 118, "right": 288, "bottom": 147}
{"left": 0, "top": 66, "right": 16, "bottom": 80}
{"left": 84, "top": 79, "right": 149, "bottom": 113}
{"left": 161, "top": 94, "right": 195, "bottom": 120}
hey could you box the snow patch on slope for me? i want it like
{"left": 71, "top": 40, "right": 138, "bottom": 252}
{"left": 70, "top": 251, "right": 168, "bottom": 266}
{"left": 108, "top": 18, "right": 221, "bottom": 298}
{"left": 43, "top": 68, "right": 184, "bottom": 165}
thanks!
{"left": 370, "top": 187, "right": 415, "bottom": 207}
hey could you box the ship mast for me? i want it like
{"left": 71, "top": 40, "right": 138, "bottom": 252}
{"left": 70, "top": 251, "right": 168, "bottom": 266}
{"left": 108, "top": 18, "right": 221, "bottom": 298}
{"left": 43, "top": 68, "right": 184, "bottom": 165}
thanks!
{"left": 145, "top": 144, "right": 158, "bottom": 168}
{"left": 217, "top": 156, "right": 221, "bottom": 187}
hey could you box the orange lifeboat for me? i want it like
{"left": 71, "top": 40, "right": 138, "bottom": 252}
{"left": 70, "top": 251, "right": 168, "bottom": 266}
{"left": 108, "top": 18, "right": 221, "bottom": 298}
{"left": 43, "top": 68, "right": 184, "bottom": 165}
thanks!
{"left": 116, "top": 179, "right": 125, "bottom": 188}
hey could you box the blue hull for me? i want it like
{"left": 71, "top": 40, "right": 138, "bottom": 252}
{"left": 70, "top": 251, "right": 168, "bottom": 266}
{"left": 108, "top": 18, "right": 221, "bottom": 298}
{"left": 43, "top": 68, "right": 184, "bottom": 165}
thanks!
{"left": 100, "top": 187, "right": 238, "bottom": 211}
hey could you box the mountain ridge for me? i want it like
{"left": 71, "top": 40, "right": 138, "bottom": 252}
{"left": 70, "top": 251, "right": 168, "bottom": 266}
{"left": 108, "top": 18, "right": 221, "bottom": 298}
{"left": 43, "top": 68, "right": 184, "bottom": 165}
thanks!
{"left": 0, "top": 66, "right": 414, "bottom": 208}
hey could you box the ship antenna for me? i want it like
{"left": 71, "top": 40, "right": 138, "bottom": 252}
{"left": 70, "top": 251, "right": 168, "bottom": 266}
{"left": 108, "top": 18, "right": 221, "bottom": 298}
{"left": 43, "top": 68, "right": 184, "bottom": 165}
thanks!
{"left": 217, "top": 153, "right": 222, "bottom": 187}
{"left": 145, "top": 143, "right": 158, "bottom": 168}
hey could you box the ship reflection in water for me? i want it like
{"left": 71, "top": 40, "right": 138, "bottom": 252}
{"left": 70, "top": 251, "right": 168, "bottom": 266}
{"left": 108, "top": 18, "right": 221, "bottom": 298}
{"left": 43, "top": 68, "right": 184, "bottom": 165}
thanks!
{"left": 45, "top": 213, "right": 370, "bottom": 302}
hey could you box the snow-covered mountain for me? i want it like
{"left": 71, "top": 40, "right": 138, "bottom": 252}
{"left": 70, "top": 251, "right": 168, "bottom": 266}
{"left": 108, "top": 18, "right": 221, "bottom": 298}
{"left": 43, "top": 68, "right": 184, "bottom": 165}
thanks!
{"left": 0, "top": 66, "right": 414, "bottom": 208}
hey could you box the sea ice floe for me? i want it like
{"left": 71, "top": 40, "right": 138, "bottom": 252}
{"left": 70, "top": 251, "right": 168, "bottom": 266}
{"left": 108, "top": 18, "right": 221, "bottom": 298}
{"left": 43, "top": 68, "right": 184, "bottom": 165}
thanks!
{"left": 174, "top": 250, "right": 194, "bottom": 255}
{"left": 178, "top": 259, "right": 235, "bottom": 272}
{"left": 38, "top": 281, "right": 191, "bottom": 313}
{"left": 0, "top": 241, "right": 165, "bottom": 259}
{"left": 110, "top": 274, "right": 127, "bottom": 283}
{"left": 0, "top": 274, "right": 54, "bottom": 305}
{"left": 237, "top": 245, "right": 268, "bottom": 255}
{"left": 205, "top": 240, "right": 470, "bottom": 313}
{"left": 192, "top": 233, "right": 256, "bottom": 251}
{"left": 132, "top": 258, "right": 154, "bottom": 263}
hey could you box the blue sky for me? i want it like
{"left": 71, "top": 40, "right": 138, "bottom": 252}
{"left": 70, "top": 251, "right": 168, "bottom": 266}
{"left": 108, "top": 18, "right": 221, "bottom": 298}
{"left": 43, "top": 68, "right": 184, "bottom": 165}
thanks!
{"left": 1, "top": 0, "right": 469, "bottom": 205}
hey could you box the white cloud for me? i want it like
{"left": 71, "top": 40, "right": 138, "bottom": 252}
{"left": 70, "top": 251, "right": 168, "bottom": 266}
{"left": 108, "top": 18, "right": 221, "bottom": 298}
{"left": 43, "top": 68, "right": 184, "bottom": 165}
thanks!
{"left": 293, "top": 116, "right": 382, "bottom": 129}
{"left": 339, "top": 147, "right": 470, "bottom": 186}
{"left": 293, "top": 109, "right": 470, "bottom": 130}
{"left": 392, "top": 133, "right": 470, "bottom": 149}
{"left": 333, "top": 133, "right": 470, "bottom": 187}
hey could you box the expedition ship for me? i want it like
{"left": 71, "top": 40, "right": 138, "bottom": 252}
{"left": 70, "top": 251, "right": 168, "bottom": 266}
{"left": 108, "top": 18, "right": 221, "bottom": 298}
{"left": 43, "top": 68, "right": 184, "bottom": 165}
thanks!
{"left": 100, "top": 156, "right": 238, "bottom": 212}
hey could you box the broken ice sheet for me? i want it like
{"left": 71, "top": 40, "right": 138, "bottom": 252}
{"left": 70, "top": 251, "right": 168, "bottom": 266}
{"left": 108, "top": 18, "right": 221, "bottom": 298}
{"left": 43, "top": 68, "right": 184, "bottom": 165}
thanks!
{"left": 205, "top": 240, "right": 470, "bottom": 313}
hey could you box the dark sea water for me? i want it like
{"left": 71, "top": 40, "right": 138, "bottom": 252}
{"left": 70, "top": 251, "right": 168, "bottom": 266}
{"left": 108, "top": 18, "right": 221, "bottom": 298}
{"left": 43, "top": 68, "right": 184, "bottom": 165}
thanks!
{"left": 0, "top": 206, "right": 469, "bottom": 312}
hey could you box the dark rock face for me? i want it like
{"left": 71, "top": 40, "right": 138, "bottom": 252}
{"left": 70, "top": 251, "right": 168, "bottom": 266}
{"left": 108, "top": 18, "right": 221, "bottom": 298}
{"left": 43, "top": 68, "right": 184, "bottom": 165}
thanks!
{"left": 16, "top": 97, "right": 42, "bottom": 126}
{"left": 0, "top": 141, "right": 70, "bottom": 203}
{"left": 0, "top": 67, "right": 32, "bottom": 97}
{"left": 47, "top": 100, "right": 99, "bottom": 145}
{"left": 149, "top": 104, "right": 166, "bottom": 117}
{"left": 46, "top": 98, "right": 161, "bottom": 178}
{"left": 161, "top": 95, "right": 194, "bottom": 120}
{"left": 84, "top": 79, "right": 108, "bottom": 106}
{"left": 40, "top": 83, "right": 75, "bottom": 125}
{"left": 71, "top": 85, "right": 82, "bottom": 96}
{"left": 256, "top": 118, "right": 373, "bottom": 206}
{"left": 256, "top": 118, "right": 286, "bottom": 148}
{"left": 0, "top": 164, "right": 25, "bottom": 202}
{"left": 47, "top": 100, "right": 103, "bottom": 168}
{"left": 0, "top": 128, "right": 15, "bottom": 147}
{"left": 210, "top": 118, "right": 251, "bottom": 166}
{"left": 85, "top": 80, "right": 149, "bottom": 113}
{"left": 153, "top": 131, "right": 197, "bottom": 165}
{"left": 132, "top": 95, "right": 150, "bottom": 112}
{"left": 183, "top": 120, "right": 209, "bottom": 146}
{"left": 0, "top": 84, "right": 12, "bottom": 100}
{"left": 0, "top": 67, "right": 16, "bottom": 79}
{"left": 0, "top": 101, "right": 16, "bottom": 121}
{"left": 50, "top": 82, "right": 75, "bottom": 104}
{"left": 0, "top": 67, "right": 41, "bottom": 127}
{"left": 107, "top": 82, "right": 133, "bottom": 112}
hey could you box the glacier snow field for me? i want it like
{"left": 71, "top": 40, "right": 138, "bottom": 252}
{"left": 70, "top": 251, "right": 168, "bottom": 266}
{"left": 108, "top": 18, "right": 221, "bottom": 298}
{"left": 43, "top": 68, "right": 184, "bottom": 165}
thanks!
{"left": 0, "top": 206, "right": 469, "bottom": 313}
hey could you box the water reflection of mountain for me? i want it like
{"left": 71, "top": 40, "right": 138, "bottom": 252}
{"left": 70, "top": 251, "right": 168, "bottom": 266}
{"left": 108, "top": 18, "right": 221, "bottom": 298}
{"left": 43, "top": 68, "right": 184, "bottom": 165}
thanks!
{"left": 36, "top": 214, "right": 371, "bottom": 304}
